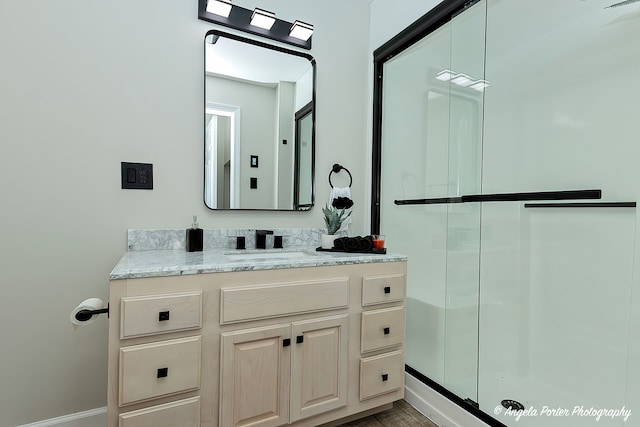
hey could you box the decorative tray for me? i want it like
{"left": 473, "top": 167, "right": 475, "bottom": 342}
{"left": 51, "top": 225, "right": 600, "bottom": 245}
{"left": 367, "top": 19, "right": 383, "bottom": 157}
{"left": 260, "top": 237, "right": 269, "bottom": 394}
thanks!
{"left": 315, "top": 236, "right": 386, "bottom": 254}
{"left": 316, "top": 247, "right": 387, "bottom": 254}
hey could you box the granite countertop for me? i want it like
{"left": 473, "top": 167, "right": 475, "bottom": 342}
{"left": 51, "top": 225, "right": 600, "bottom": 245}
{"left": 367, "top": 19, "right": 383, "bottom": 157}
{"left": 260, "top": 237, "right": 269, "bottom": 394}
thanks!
{"left": 110, "top": 246, "right": 407, "bottom": 280}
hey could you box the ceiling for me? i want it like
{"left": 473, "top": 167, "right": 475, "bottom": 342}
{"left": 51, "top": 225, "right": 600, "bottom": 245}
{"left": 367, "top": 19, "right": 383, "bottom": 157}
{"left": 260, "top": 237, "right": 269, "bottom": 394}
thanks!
{"left": 205, "top": 35, "right": 312, "bottom": 85}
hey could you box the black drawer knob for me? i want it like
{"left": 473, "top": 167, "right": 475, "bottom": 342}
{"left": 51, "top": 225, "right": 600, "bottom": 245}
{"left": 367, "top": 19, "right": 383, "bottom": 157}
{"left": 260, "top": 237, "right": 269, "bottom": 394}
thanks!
{"left": 383, "top": 327, "right": 390, "bottom": 335}
{"left": 159, "top": 311, "right": 170, "bottom": 321}
{"left": 381, "top": 373, "right": 389, "bottom": 382}
{"left": 384, "top": 286, "right": 391, "bottom": 294}
{"left": 157, "top": 367, "right": 168, "bottom": 378}
{"left": 283, "top": 338, "right": 291, "bottom": 347}
{"left": 296, "top": 335, "right": 304, "bottom": 344}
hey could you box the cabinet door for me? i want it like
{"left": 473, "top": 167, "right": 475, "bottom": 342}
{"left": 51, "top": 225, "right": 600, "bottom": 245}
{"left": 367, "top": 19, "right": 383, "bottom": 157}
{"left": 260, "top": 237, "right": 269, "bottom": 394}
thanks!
{"left": 290, "top": 314, "right": 349, "bottom": 422}
{"left": 220, "top": 324, "right": 291, "bottom": 427}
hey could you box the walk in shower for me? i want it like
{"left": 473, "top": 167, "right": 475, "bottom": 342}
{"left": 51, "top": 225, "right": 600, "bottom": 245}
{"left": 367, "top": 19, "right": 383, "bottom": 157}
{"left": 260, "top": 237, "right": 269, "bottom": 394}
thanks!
{"left": 372, "top": 1, "right": 640, "bottom": 426}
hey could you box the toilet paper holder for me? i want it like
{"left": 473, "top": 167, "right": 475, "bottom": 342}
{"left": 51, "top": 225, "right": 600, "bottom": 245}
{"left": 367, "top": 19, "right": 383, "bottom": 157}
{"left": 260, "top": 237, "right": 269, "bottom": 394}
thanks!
{"left": 74, "top": 304, "right": 109, "bottom": 322}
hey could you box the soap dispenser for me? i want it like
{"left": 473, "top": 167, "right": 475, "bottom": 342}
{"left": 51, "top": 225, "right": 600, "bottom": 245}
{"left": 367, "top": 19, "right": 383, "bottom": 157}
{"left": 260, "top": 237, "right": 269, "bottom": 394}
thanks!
{"left": 186, "top": 215, "right": 203, "bottom": 252}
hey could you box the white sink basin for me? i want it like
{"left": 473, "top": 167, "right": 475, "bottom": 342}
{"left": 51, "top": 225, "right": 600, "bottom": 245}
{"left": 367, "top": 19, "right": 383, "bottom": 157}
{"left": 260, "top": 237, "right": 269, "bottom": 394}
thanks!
{"left": 225, "top": 251, "right": 317, "bottom": 261}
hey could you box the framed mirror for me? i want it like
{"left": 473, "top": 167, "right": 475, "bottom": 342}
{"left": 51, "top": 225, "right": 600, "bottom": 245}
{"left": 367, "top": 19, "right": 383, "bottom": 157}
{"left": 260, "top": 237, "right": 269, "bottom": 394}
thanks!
{"left": 204, "top": 30, "right": 316, "bottom": 210}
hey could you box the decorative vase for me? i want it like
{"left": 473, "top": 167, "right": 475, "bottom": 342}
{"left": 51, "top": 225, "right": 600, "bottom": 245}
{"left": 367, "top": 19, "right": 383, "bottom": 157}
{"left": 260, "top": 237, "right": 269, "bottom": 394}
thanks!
{"left": 321, "top": 234, "right": 335, "bottom": 250}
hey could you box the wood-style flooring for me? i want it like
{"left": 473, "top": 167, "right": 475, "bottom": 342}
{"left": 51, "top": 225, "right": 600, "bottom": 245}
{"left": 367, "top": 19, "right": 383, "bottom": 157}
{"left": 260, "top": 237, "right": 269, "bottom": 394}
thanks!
{"left": 337, "top": 400, "right": 438, "bottom": 427}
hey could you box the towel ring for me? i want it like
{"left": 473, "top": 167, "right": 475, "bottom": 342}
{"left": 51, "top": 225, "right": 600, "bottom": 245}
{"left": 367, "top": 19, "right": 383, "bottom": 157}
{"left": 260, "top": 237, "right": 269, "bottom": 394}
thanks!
{"left": 328, "top": 164, "right": 352, "bottom": 188}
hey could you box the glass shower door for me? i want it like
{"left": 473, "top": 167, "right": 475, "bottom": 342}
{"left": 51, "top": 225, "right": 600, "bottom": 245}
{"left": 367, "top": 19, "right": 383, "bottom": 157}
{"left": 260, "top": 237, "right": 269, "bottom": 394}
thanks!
{"left": 443, "top": 2, "right": 486, "bottom": 401}
{"left": 380, "top": 21, "right": 452, "bottom": 387}
{"left": 477, "top": 0, "right": 640, "bottom": 425}
{"left": 379, "top": 0, "right": 487, "bottom": 403}
{"left": 379, "top": 0, "right": 640, "bottom": 425}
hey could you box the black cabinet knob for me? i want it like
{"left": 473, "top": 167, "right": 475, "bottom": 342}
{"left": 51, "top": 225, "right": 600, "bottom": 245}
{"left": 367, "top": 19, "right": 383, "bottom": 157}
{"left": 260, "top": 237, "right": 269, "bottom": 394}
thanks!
{"left": 381, "top": 373, "right": 389, "bottom": 382}
{"left": 157, "top": 367, "right": 168, "bottom": 378}
{"left": 236, "top": 236, "right": 246, "bottom": 250}
{"left": 383, "top": 327, "right": 390, "bottom": 335}
{"left": 384, "top": 286, "right": 391, "bottom": 294}
{"left": 296, "top": 335, "right": 304, "bottom": 344}
{"left": 283, "top": 338, "right": 291, "bottom": 347}
{"left": 159, "top": 311, "right": 170, "bottom": 321}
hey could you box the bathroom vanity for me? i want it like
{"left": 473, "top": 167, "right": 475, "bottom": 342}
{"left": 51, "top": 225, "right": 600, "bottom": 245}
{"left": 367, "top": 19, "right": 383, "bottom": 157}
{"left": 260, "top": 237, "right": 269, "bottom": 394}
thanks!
{"left": 107, "top": 243, "right": 407, "bottom": 427}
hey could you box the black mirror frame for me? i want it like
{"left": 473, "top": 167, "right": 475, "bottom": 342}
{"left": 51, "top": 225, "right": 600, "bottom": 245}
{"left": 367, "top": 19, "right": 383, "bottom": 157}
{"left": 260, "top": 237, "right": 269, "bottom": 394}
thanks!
{"left": 203, "top": 29, "right": 317, "bottom": 211}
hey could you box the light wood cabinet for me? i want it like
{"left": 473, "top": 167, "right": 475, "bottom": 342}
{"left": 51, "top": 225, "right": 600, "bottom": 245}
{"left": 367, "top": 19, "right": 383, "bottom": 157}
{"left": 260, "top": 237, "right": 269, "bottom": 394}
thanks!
{"left": 290, "top": 315, "right": 349, "bottom": 422}
{"left": 119, "top": 397, "right": 201, "bottom": 427}
{"left": 219, "top": 278, "right": 349, "bottom": 324}
{"left": 219, "top": 315, "right": 349, "bottom": 426}
{"left": 108, "top": 261, "right": 406, "bottom": 427}
{"left": 119, "top": 336, "right": 201, "bottom": 406}
{"left": 360, "top": 306, "right": 405, "bottom": 353}
{"left": 361, "top": 274, "right": 406, "bottom": 306}
{"left": 220, "top": 324, "right": 291, "bottom": 427}
{"left": 359, "top": 351, "right": 404, "bottom": 401}
{"left": 120, "top": 291, "right": 202, "bottom": 339}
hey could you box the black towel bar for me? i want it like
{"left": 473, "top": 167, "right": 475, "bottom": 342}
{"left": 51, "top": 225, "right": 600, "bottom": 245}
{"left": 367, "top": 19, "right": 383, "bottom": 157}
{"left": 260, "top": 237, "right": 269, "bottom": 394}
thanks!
{"left": 395, "top": 189, "right": 601, "bottom": 206}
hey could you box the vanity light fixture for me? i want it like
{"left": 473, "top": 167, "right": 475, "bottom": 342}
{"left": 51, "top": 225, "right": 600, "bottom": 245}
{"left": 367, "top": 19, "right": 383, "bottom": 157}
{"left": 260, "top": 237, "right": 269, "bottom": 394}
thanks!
{"left": 450, "top": 73, "right": 473, "bottom": 87}
{"left": 206, "top": 0, "right": 232, "bottom": 18}
{"left": 290, "top": 20, "right": 314, "bottom": 41}
{"left": 470, "top": 80, "right": 490, "bottom": 92}
{"left": 435, "top": 69, "right": 453, "bottom": 81}
{"left": 250, "top": 8, "right": 276, "bottom": 30}
{"left": 433, "top": 69, "right": 490, "bottom": 92}
{"left": 198, "top": 0, "right": 312, "bottom": 49}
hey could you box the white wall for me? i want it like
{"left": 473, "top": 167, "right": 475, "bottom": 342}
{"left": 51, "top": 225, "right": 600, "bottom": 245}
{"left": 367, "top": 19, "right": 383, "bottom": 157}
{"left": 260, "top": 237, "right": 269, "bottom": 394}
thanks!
{"left": 369, "top": 0, "right": 445, "bottom": 51}
{"left": 276, "top": 82, "right": 295, "bottom": 209}
{"left": 0, "top": 0, "right": 371, "bottom": 425}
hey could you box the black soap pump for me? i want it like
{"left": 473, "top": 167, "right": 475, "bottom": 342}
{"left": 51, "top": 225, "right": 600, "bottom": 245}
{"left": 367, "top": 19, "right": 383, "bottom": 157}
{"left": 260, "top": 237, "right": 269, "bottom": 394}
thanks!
{"left": 186, "top": 215, "right": 203, "bottom": 252}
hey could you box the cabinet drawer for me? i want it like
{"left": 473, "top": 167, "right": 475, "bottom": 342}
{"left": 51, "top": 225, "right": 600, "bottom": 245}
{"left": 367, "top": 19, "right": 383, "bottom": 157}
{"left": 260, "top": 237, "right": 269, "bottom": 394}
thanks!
{"left": 362, "top": 274, "right": 405, "bottom": 306}
{"left": 119, "top": 336, "right": 201, "bottom": 406}
{"left": 120, "top": 291, "right": 202, "bottom": 339}
{"left": 118, "top": 396, "right": 200, "bottom": 427}
{"left": 220, "top": 278, "right": 349, "bottom": 324}
{"left": 361, "top": 306, "right": 405, "bottom": 353}
{"left": 360, "top": 350, "right": 404, "bottom": 401}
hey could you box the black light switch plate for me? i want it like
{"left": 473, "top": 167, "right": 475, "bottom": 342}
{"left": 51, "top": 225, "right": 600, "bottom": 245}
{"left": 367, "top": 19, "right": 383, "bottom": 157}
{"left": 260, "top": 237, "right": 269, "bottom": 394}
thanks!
{"left": 250, "top": 177, "right": 258, "bottom": 189}
{"left": 121, "top": 162, "right": 153, "bottom": 189}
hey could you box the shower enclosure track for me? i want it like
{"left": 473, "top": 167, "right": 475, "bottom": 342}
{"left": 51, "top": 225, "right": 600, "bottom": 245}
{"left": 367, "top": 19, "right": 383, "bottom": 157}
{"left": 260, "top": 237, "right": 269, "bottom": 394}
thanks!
{"left": 394, "top": 189, "right": 602, "bottom": 205}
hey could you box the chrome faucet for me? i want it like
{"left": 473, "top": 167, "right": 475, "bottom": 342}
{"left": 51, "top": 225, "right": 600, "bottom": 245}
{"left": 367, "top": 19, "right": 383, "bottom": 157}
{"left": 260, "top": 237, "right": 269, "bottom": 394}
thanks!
{"left": 255, "top": 230, "right": 274, "bottom": 249}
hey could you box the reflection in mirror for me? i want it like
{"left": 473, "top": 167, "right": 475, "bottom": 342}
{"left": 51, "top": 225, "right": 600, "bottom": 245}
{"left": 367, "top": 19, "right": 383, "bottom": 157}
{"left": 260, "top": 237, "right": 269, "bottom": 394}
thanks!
{"left": 204, "top": 30, "right": 315, "bottom": 210}
{"left": 294, "top": 102, "right": 313, "bottom": 208}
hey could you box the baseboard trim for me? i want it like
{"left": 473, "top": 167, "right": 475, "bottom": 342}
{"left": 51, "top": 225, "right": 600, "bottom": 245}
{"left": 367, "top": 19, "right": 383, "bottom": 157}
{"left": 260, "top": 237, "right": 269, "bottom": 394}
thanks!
{"left": 15, "top": 407, "right": 106, "bottom": 427}
{"left": 17, "top": 374, "right": 491, "bottom": 427}
{"left": 404, "top": 373, "right": 491, "bottom": 427}
{"left": 16, "top": 380, "right": 483, "bottom": 427}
